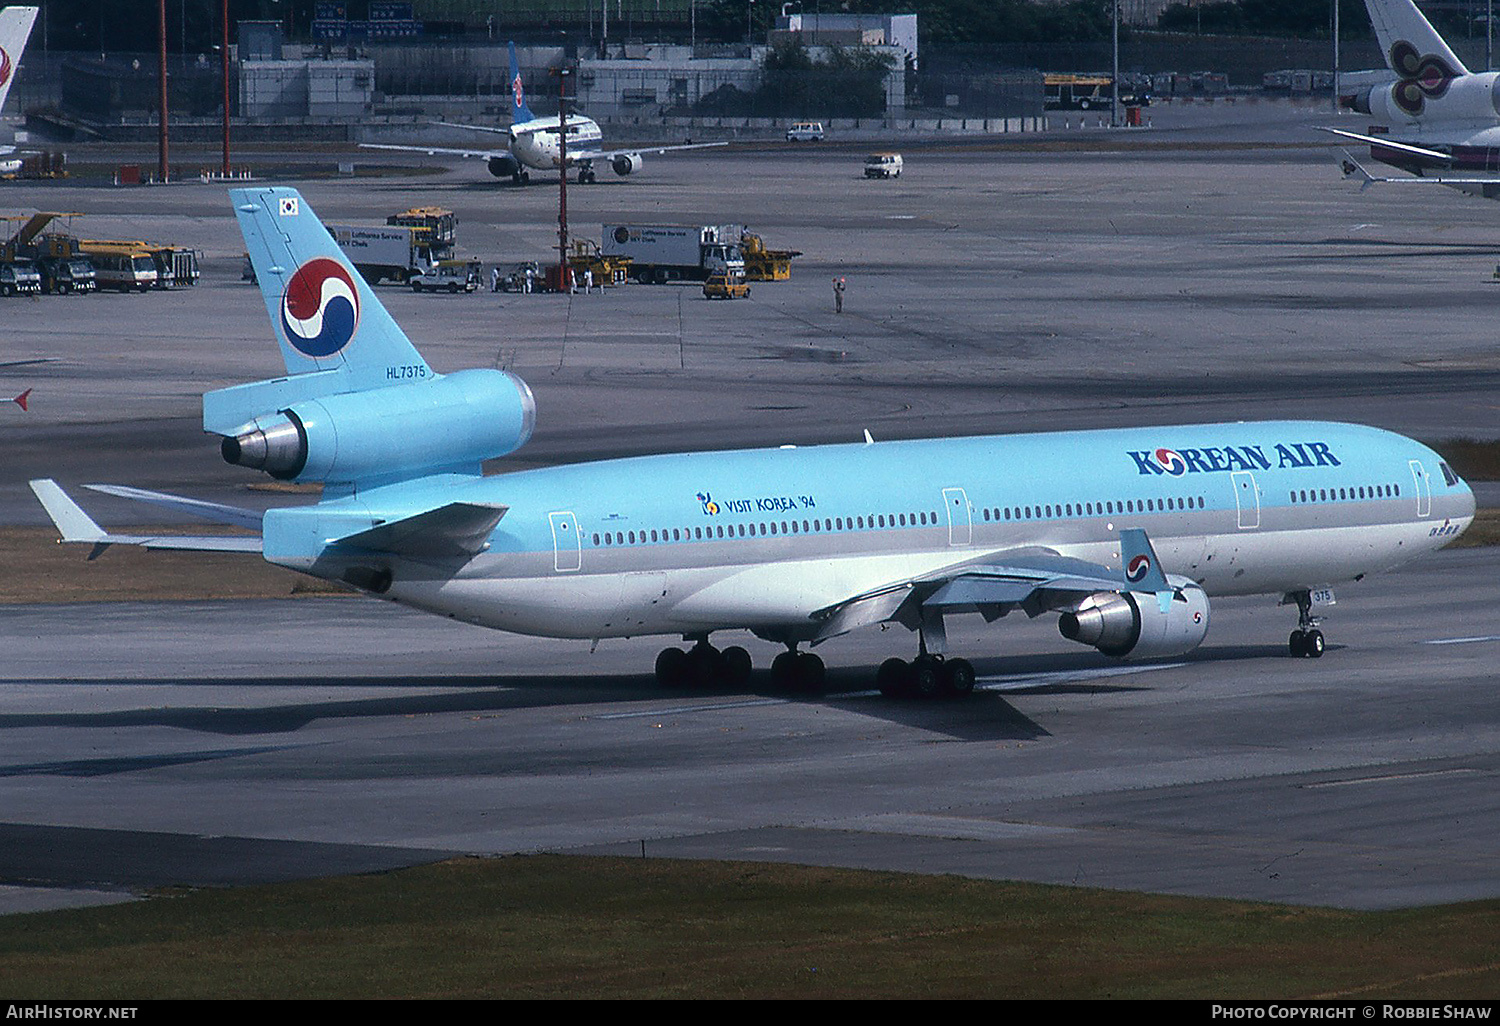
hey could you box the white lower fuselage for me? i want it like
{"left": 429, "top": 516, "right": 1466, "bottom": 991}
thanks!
{"left": 265, "top": 421, "right": 1474, "bottom": 645}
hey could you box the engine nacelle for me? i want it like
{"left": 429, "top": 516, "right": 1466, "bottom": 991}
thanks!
{"left": 488, "top": 154, "right": 521, "bottom": 178}
{"left": 221, "top": 368, "right": 536, "bottom": 484}
{"left": 1361, "top": 71, "right": 1500, "bottom": 124}
{"left": 611, "top": 153, "right": 642, "bottom": 176}
{"left": 1057, "top": 578, "right": 1210, "bottom": 659}
{"left": 1343, "top": 86, "right": 1376, "bottom": 115}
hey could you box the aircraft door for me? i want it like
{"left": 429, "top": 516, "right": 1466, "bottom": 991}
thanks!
{"left": 549, "top": 511, "right": 581, "bottom": 572}
{"left": 1232, "top": 471, "right": 1260, "bottom": 529}
{"left": 942, "top": 487, "right": 972, "bottom": 546}
{"left": 1409, "top": 460, "right": 1432, "bottom": 518}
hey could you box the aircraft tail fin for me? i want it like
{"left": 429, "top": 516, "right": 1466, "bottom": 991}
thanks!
{"left": 1119, "top": 528, "right": 1170, "bottom": 593}
{"left": 0, "top": 7, "right": 39, "bottom": 116}
{"left": 230, "top": 186, "right": 431, "bottom": 387}
{"left": 509, "top": 41, "right": 537, "bottom": 123}
{"left": 1366, "top": 0, "right": 1469, "bottom": 78}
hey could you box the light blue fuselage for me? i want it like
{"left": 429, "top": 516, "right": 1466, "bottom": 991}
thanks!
{"left": 262, "top": 419, "right": 1473, "bottom": 643}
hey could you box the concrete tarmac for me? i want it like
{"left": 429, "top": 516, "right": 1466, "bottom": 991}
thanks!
{"left": 2, "top": 117, "right": 1499, "bottom": 914}
{"left": 0, "top": 546, "right": 1497, "bottom": 913}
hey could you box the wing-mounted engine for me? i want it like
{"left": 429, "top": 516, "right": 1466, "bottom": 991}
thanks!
{"left": 488, "top": 154, "right": 521, "bottom": 178}
{"left": 220, "top": 368, "right": 536, "bottom": 484}
{"left": 1057, "top": 576, "right": 1210, "bottom": 659}
{"left": 611, "top": 153, "right": 642, "bottom": 176}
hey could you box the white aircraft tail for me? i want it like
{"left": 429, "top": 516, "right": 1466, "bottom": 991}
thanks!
{"left": 1365, "top": 0, "right": 1469, "bottom": 78}
{"left": 0, "top": 7, "right": 39, "bottom": 116}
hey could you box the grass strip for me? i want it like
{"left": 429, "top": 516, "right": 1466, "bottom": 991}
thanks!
{"left": 0, "top": 855, "right": 1496, "bottom": 1000}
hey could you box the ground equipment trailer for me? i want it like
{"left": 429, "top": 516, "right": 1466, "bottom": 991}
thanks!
{"left": 602, "top": 224, "right": 745, "bottom": 284}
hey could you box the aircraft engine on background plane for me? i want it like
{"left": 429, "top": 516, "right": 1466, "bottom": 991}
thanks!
{"left": 611, "top": 153, "right": 643, "bottom": 176}
{"left": 487, "top": 154, "right": 522, "bottom": 178}
{"left": 1346, "top": 73, "right": 1500, "bottom": 122}
{"left": 221, "top": 369, "right": 536, "bottom": 483}
{"left": 1057, "top": 581, "right": 1210, "bottom": 659}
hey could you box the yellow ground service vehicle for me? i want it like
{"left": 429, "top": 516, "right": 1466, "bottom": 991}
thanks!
{"left": 703, "top": 270, "right": 751, "bottom": 299}
{"left": 77, "top": 241, "right": 159, "bottom": 291}
{"left": 740, "top": 231, "right": 801, "bottom": 281}
{"left": 566, "top": 238, "right": 632, "bottom": 287}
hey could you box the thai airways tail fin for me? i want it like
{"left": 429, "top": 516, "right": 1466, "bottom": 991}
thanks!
{"left": 0, "top": 7, "right": 40, "bottom": 117}
{"left": 1365, "top": 0, "right": 1469, "bottom": 78}
{"left": 508, "top": 41, "right": 536, "bottom": 123}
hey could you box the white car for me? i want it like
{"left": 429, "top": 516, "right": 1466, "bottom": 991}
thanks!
{"left": 786, "top": 121, "right": 825, "bottom": 142}
{"left": 864, "top": 152, "right": 903, "bottom": 178}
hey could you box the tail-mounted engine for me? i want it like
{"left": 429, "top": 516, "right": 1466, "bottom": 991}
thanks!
{"left": 1057, "top": 579, "right": 1210, "bottom": 659}
{"left": 221, "top": 368, "right": 536, "bottom": 484}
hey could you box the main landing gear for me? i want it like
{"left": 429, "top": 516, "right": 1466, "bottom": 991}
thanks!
{"left": 1287, "top": 590, "right": 1325, "bottom": 659}
{"left": 653, "top": 640, "right": 826, "bottom": 692}
{"left": 655, "top": 640, "right": 753, "bottom": 688}
{"left": 876, "top": 654, "right": 975, "bottom": 699}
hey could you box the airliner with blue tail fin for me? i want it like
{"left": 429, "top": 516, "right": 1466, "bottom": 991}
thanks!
{"left": 30, "top": 188, "right": 1475, "bottom": 695}
{"left": 361, "top": 41, "right": 724, "bottom": 185}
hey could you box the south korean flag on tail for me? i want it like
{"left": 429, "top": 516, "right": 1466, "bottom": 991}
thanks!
{"left": 278, "top": 196, "right": 299, "bottom": 218}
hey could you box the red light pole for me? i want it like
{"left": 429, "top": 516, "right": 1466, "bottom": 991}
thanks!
{"left": 557, "top": 65, "right": 571, "bottom": 291}
{"left": 157, "top": 0, "right": 169, "bottom": 182}
{"left": 221, "top": 0, "right": 231, "bottom": 176}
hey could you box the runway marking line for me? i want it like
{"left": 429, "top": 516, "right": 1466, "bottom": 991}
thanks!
{"left": 1301, "top": 767, "right": 1480, "bottom": 789}
{"left": 1424, "top": 634, "right": 1500, "bottom": 645}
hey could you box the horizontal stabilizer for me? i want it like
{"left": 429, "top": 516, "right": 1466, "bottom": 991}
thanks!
{"left": 30, "top": 479, "right": 263, "bottom": 554}
{"left": 84, "top": 484, "right": 264, "bottom": 531}
{"left": 330, "top": 502, "right": 508, "bottom": 560}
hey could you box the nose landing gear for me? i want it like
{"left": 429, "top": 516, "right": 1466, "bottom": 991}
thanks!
{"left": 1286, "top": 590, "right": 1326, "bottom": 658}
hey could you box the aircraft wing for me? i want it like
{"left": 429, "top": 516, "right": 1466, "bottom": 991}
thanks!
{"left": 1317, "top": 127, "right": 1452, "bottom": 162}
{"left": 29, "top": 480, "right": 263, "bottom": 555}
{"left": 810, "top": 531, "right": 1175, "bottom": 643}
{"left": 570, "top": 141, "right": 728, "bottom": 161}
{"left": 359, "top": 142, "right": 510, "bottom": 161}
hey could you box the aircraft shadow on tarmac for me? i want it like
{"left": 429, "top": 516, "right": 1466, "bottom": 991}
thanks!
{"left": 0, "top": 644, "right": 1296, "bottom": 748}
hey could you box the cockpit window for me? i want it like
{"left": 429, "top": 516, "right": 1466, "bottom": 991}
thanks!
{"left": 1440, "top": 462, "right": 1458, "bottom": 487}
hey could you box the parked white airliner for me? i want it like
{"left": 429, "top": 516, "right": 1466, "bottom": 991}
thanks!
{"left": 0, "top": 6, "right": 38, "bottom": 175}
{"left": 361, "top": 42, "right": 724, "bottom": 185}
{"left": 32, "top": 189, "right": 1474, "bottom": 697}
{"left": 1325, "top": 0, "right": 1500, "bottom": 198}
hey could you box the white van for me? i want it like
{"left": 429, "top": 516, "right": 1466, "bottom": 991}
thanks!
{"left": 864, "top": 152, "right": 903, "bottom": 178}
{"left": 786, "top": 121, "right": 825, "bottom": 142}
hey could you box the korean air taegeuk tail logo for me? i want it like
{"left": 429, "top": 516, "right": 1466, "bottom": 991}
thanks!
{"left": 0, "top": 46, "right": 11, "bottom": 89}
{"left": 1125, "top": 554, "right": 1152, "bottom": 584}
{"left": 280, "top": 257, "right": 359, "bottom": 358}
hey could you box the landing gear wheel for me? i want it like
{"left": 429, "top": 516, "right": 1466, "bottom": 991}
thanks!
{"left": 941, "top": 658, "right": 976, "bottom": 697}
{"left": 655, "top": 646, "right": 688, "bottom": 686}
{"left": 683, "top": 643, "right": 726, "bottom": 687}
{"left": 877, "top": 657, "right": 909, "bottom": 697}
{"left": 794, "top": 652, "right": 825, "bottom": 693}
{"left": 1289, "top": 630, "right": 1325, "bottom": 658}
{"left": 721, "top": 645, "right": 753, "bottom": 688}
{"left": 909, "top": 655, "right": 943, "bottom": 699}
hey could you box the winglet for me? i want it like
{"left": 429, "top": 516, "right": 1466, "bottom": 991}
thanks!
{"left": 11, "top": 388, "right": 30, "bottom": 411}
{"left": 29, "top": 479, "right": 107, "bottom": 543}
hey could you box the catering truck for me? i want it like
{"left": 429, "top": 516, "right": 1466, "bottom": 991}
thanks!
{"left": 602, "top": 224, "right": 745, "bottom": 284}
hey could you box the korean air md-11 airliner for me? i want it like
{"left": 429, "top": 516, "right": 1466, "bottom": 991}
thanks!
{"left": 31, "top": 188, "right": 1475, "bottom": 697}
